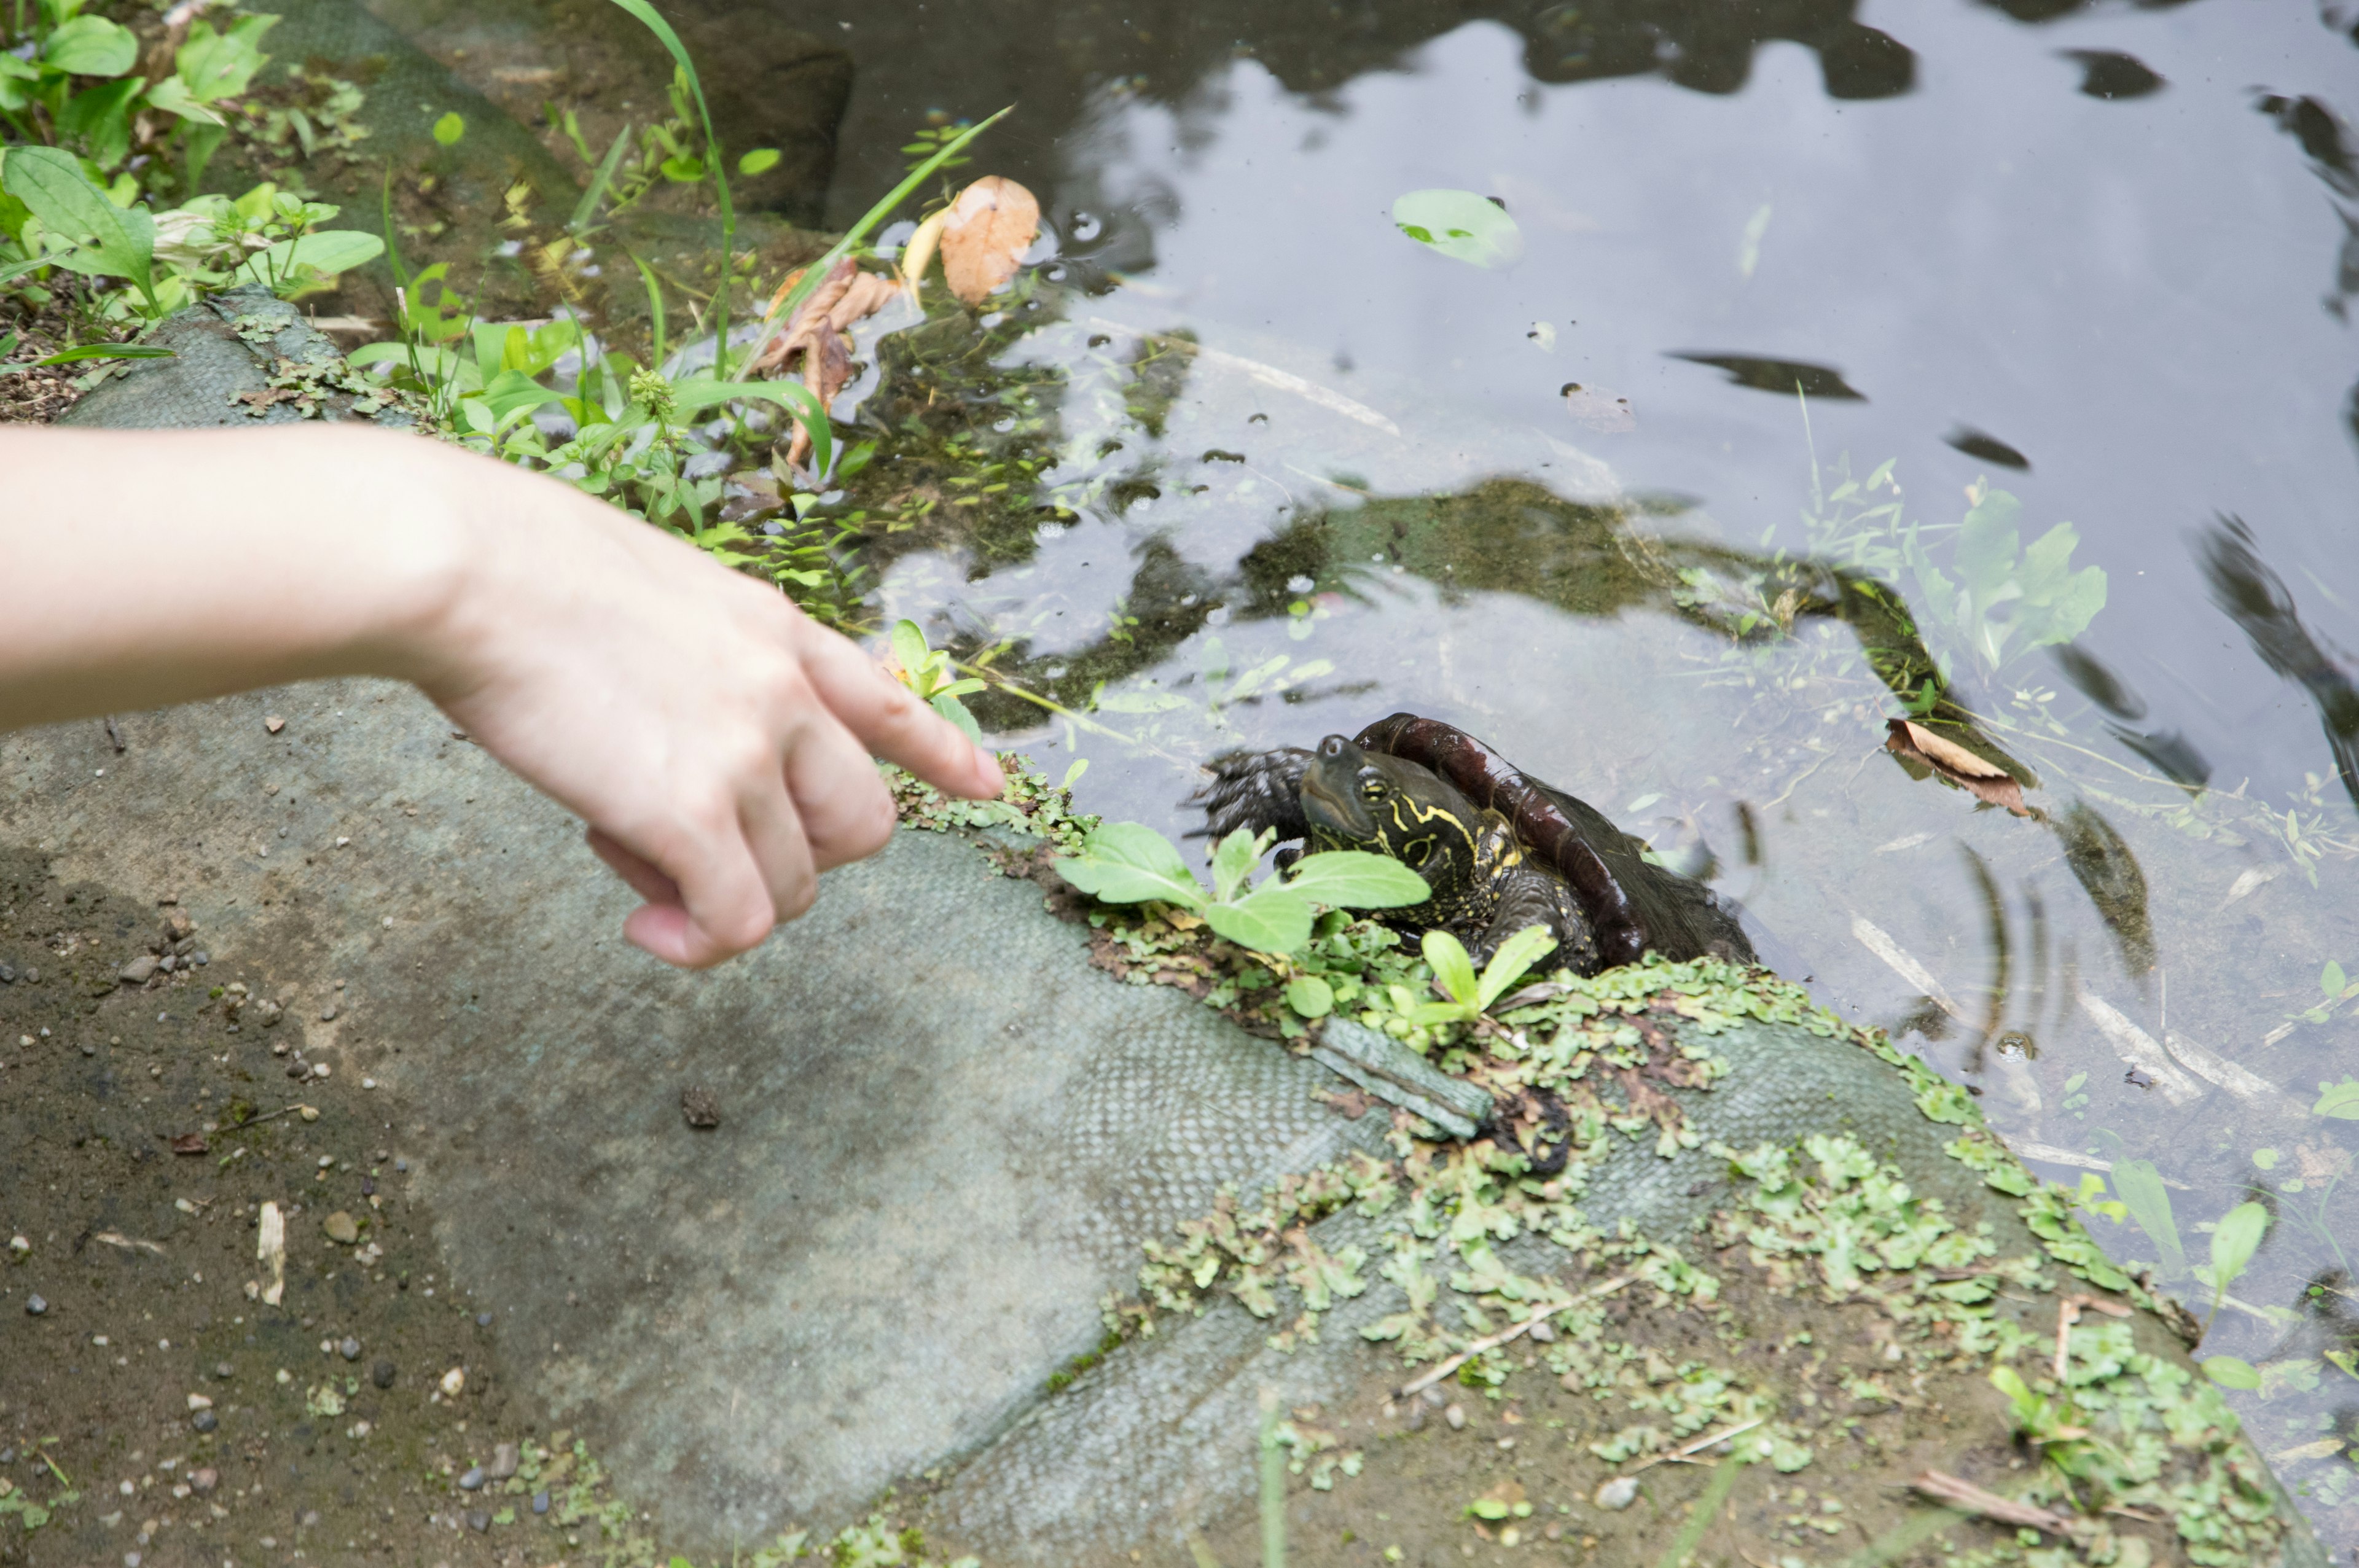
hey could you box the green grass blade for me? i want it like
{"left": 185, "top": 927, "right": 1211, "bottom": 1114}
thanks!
{"left": 1258, "top": 1387, "right": 1285, "bottom": 1568}
{"left": 599, "top": 0, "right": 732, "bottom": 364}
{"left": 628, "top": 249, "right": 666, "bottom": 365}
{"left": 379, "top": 163, "right": 409, "bottom": 289}
{"left": 1651, "top": 1445, "right": 1747, "bottom": 1568}
{"left": 570, "top": 121, "right": 633, "bottom": 235}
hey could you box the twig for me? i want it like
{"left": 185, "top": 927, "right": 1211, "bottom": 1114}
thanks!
{"left": 1908, "top": 1471, "right": 2071, "bottom": 1534}
{"left": 1624, "top": 1416, "right": 1767, "bottom": 1475}
{"left": 1395, "top": 1275, "right": 1632, "bottom": 1399}
{"left": 39, "top": 1451, "right": 70, "bottom": 1488}
{"left": 216, "top": 1102, "right": 316, "bottom": 1136}
{"left": 92, "top": 1231, "right": 164, "bottom": 1256}
{"left": 2054, "top": 1293, "right": 2132, "bottom": 1380}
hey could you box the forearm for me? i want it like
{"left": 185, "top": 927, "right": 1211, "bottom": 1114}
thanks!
{"left": 0, "top": 424, "right": 476, "bottom": 731}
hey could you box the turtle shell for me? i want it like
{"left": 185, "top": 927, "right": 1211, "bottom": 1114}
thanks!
{"left": 1352, "top": 712, "right": 1752, "bottom": 968}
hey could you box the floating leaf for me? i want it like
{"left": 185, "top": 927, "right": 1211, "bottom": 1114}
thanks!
{"left": 2108, "top": 1158, "right": 2185, "bottom": 1278}
{"left": 939, "top": 175, "right": 1039, "bottom": 306}
{"left": 2210, "top": 1201, "right": 2268, "bottom": 1291}
{"left": 1885, "top": 719, "right": 2031, "bottom": 817}
{"left": 431, "top": 111, "right": 466, "bottom": 146}
{"left": 2315, "top": 1078, "right": 2359, "bottom": 1119}
{"left": 2203, "top": 1355, "right": 2261, "bottom": 1391}
{"left": 1390, "top": 189, "right": 1524, "bottom": 270}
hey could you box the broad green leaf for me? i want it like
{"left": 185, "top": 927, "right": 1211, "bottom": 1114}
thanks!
{"left": 174, "top": 14, "right": 276, "bottom": 103}
{"left": 738, "top": 147, "right": 780, "bottom": 176}
{"left": 1281, "top": 850, "right": 1430, "bottom": 910}
{"left": 2210, "top": 1201, "right": 2268, "bottom": 1290}
{"left": 1202, "top": 886, "right": 1313, "bottom": 954}
{"left": 1390, "top": 189, "right": 1523, "bottom": 270}
{"left": 230, "top": 228, "right": 383, "bottom": 287}
{"left": 1422, "top": 929, "right": 1480, "bottom": 1008}
{"left": 1209, "top": 827, "right": 1260, "bottom": 905}
{"left": 889, "top": 620, "right": 929, "bottom": 679}
{"left": 1052, "top": 822, "right": 1205, "bottom": 910}
{"left": 2108, "top": 1158, "right": 2186, "bottom": 1277}
{"left": 58, "top": 77, "right": 144, "bottom": 168}
{"left": 432, "top": 111, "right": 466, "bottom": 145}
{"left": 667, "top": 378, "right": 832, "bottom": 475}
{"left": 141, "top": 72, "right": 222, "bottom": 125}
{"left": 1953, "top": 489, "right": 2024, "bottom": 604}
{"left": 2315, "top": 1078, "right": 2359, "bottom": 1119}
{"left": 1, "top": 146, "right": 152, "bottom": 298}
{"left": 1284, "top": 975, "right": 1334, "bottom": 1019}
{"left": 929, "top": 693, "right": 980, "bottom": 744}
{"left": 2202, "top": 1355, "right": 2261, "bottom": 1391}
{"left": 2325, "top": 960, "right": 2349, "bottom": 999}
{"left": 476, "top": 367, "right": 566, "bottom": 424}
{"left": 1476, "top": 926, "right": 1558, "bottom": 1009}
{"left": 42, "top": 14, "right": 138, "bottom": 76}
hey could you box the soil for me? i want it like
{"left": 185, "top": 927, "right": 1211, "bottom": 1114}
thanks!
{"left": 0, "top": 295, "right": 114, "bottom": 425}
{"left": 0, "top": 846, "right": 611, "bottom": 1567}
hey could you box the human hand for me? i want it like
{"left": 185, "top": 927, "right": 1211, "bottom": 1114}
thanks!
{"left": 402, "top": 440, "right": 1004, "bottom": 968}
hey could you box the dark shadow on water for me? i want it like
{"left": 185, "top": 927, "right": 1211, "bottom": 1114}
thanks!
{"left": 1944, "top": 426, "right": 2032, "bottom": 470}
{"left": 2197, "top": 514, "right": 2359, "bottom": 813}
{"left": 2059, "top": 49, "right": 2166, "bottom": 100}
{"left": 1667, "top": 353, "right": 1868, "bottom": 400}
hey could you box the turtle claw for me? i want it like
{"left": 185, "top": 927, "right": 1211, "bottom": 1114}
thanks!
{"left": 1189, "top": 746, "right": 1315, "bottom": 845}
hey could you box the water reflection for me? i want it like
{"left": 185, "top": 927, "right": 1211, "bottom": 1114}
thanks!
{"left": 2197, "top": 517, "right": 2359, "bottom": 814}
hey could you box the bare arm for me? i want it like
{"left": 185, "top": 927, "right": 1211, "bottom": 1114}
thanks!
{"left": 0, "top": 423, "right": 1003, "bottom": 967}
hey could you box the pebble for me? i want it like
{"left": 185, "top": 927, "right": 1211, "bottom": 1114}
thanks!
{"left": 188, "top": 1467, "right": 217, "bottom": 1494}
{"left": 1443, "top": 1403, "right": 1466, "bottom": 1430}
{"left": 321, "top": 1212, "right": 359, "bottom": 1246}
{"left": 457, "top": 1466, "right": 485, "bottom": 1491}
{"left": 338, "top": 1336, "right": 361, "bottom": 1362}
{"left": 1527, "top": 1320, "right": 1556, "bottom": 1344}
{"left": 190, "top": 1410, "right": 217, "bottom": 1433}
{"left": 487, "top": 1441, "right": 518, "bottom": 1481}
{"left": 476, "top": 1312, "right": 493, "bottom": 1328}
{"left": 7, "top": 1236, "right": 26, "bottom": 1256}
{"left": 531, "top": 1490, "right": 550, "bottom": 1515}
{"left": 372, "top": 1359, "right": 397, "bottom": 1389}
{"left": 466, "top": 1509, "right": 491, "bottom": 1533}
{"left": 215, "top": 1362, "right": 233, "bottom": 1379}
{"left": 439, "top": 1367, "right": 466, "bottom": 1398}
{"left": 0, "top": 962, "right": 14, "bottom": 983}
{"left": 319, "top": 1005, "right": 337, "bottom": 1022}
{"left": 681, "top": 1085, "right": 721, "bottom": 1129}
{"left": 119, "top": 955, "right": 159, "bottom": 985}
{"left": 24, "top": 1294, "right": 46, "bottom": 1316}
{"left": 1594, "top": 1476, "right": 1638, "bottom": 1511}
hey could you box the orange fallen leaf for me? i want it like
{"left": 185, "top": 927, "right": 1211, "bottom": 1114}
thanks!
{"left": 1885, "top": 719, "right": 2032, "bottom": 816}
{"left": 754, "top": 259, "right": 903, "bottom": 469}
{"left": 939, "top": 176, "right": 1039, "bottom": 306}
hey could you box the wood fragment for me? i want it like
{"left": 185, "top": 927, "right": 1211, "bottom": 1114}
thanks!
{"left": 1623, "top": 1416, "right": 1767, "bottom": 1475}
{"left": 1395, "top": 1276, "right": 1632, "bottom": 1400}
{"left": 1909, "top": 1470, "right": 2073, "bottom": 1534}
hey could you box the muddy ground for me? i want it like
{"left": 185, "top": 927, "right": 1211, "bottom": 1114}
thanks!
{"left": 0, "top": 846, "right": 625, "bottom": 1568}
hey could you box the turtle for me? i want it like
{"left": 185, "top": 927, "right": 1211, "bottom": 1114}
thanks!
{"left": 1194, "top": 712, "right": 1756, "bottom": 973}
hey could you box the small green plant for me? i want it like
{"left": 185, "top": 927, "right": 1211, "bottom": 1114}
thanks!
{"left": 2104, "top": 1158, "right": 2186, "bottom": 1278}
{"left": 1052, "top": 822, "right": 1427, "bottom": 956}
{"left": 2193, "top": 1200, "right": 2269, "bottom": 1333}
{"left": 887, "top": 619, "right": 984, "bottom": 742}
{"left": 2294, "top": 959, "right": 2359, "bottom": 1032}
{"left": 0, "top": 0, "right": 272, "bottom": 193}
{"left": 1402, "top": 927, "right": 1557, "bottom": 1027}
{"left": 1990, "top": 1364, "right": 2087, "bottom": 1446}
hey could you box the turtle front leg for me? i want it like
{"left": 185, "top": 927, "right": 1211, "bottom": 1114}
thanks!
{"left": 1191, "top": 747, "right": 1314, "bottom": 845}
{"left": 1472, "top": 865, "right": 1600, "bottom": 977}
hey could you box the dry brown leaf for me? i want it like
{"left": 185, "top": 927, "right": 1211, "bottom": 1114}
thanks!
{"left": 939, "top": 176, "right": 1040, "bottom": 306}
{"left": 1562, "top": 382, "right": 1635, "bottom": 432}
{"left": 753, "top": 259, "right": 904, "bottom": 468}
{"left": 827, "top": 271, "right": 902, "bottom": 333}
{"left": 1885, "top": 719, "right": 2032, "bottom": 816}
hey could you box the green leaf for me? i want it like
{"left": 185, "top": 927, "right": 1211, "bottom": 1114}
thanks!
{"left": 231, "top": 228, "right": 383, "bottom": 289}
{"left": 1202, "top": 886, "right": 1313, "bottom": 955}
{"left": 667, "top": 378, "right": 833, "bottom": 477}
{"left": 2314, "top": 1078, "right": 2359, "bottom": 1119}
{"left": 141, "top": 74, "right": 224, "bottom": 126}
{"left": 890, "top": 620, "right": 929, "bottom": 680}
{"left": 432, "top": 111, "right": 466, "bottom": 145}
{"left": 2108, "top": 1158, "right": 2186, "bottom": 1278}
{"left": 1, "top": 146, "right": 152, "bottom": 300}
{"left": 58, "top": 76, "right": 145, "bottom": 168}
{"left": 2210, "top": 1201, "right": 2268, "bottom": 1290}
{"left": 737, "top": 147, "right": 780, "bottom": 176}
{"left": 174, "top": 14, "right": 276, "bottom": 103}
{"left": 569, "top": 121, "right": 634, "bottom": 235}
{"left": 42, "top": 14, "right": 138, "bottom": 76}
{"left": 1421, "top": 929, "right": 1480, "bottom": 1009}
{"left": 1476, "top": 926, "right": 1557, "bottom": 1009}
{"left": 2325, "top": 961, "right": 2349, "bottom": 1000}
{"left": 659, "top": 152, "right": 703, "bottom": 183}
{"left": 1390, "top": 189, "right": 1524, "bottom": 270}
{"left": 929, "top": 693, "right": 980, "bottom": 743}
{"left": 1209, "top": 827, "right": 1261, "bottom": 905}
{"left": 1285, "top": 975, "right": 1334, "bottom": 1019}
{"left": 31, "top": 341, "right": 172, "bottom": 364}
{"left": 1053, "top": 822, "right": 1206, "bottom": 910}
{"left": 2202, "top": 1355, "right": 2261, "bottom": 1391}
{"left": 1280, "top": 851, "right": 1430, "bottom": 910}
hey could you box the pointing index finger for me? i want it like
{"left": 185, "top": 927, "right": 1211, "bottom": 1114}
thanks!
{"left": 793, "top": 618, "right": 1004, "bottom": 800}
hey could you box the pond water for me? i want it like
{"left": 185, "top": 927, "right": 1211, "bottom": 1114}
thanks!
{"left": 432, "top": 0, "right": 2359, "bottom": 1546}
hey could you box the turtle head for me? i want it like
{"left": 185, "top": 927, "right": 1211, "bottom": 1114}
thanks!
{"left": 1300, "top": 734, "right": 1481, "bottom": 884}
